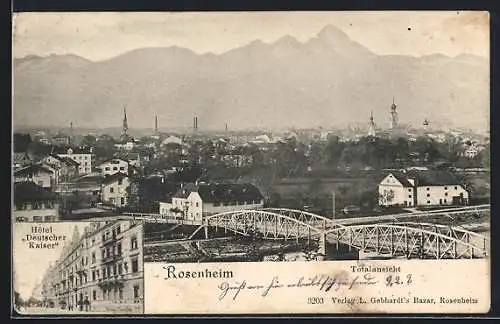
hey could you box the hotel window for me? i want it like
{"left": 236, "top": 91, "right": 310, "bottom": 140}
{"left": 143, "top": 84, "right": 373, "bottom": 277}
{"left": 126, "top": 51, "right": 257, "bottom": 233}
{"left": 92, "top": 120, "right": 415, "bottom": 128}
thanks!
{"left": 444, "top": 199, "right": 447, "bottom": 203}
{"left": 408, "top": 195, "right": 412, "bottom": 199}
{"left": 427, "top": 194, "right": 430, "bottom": 197}
{"left": 426, "top": 188, "right": 430, "bottom": 191}
{"left": 113, "top": 167, "right": 118, "bottom": 171}
{"left": 120, "top": 167, "right": 125, "bottom": 171}
{"left": 93, "top": 290, "right": 96, "bottom": 301}
{"left": 427, "top": 201, "right": 431, "bottom": 204}
{"left": 33, "top": 216, "right": 43, "bottom": 222}
{"left": 131, "top": 236, "right": 138, "bottom": 250}
{"left": 133, "top": 285, "right": 140, "bottom": 299}
{"left": 105, "top": 167, "right": 110, "bottom": 171}
{"left": 444, "top": 187, "right": 447, "bottom": 190}
{"left": 110, "top": 187, "right": 114, "bottom": 193}
{"left": 196, "top": 202, "right": 199, "bottom": 207}
{"left": 117, "top": 243, "right": 122, "bottom": 256}
{"left": 92, "top": 252, "right": 96, "bottom": 264}
{"left": 131, "top": 258, "right": 139, "bottom": 273}
{"left": 92, "top": 271, "right": 95, "bottom": 281}
{"left": 445, "top": 192, "right": 448, "bottom": 196}
{"left": 118, "top": 179, "right": 123, "bottom": 185}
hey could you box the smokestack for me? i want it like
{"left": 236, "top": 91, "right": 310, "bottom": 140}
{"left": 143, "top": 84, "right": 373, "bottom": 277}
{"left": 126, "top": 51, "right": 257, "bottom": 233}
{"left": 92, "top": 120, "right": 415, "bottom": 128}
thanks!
{"left": 155, "top": 115, "right": 158, "bottom": 134}
{"left": 225, "top": 123, "right": 228, "bottom": 132}
{"left": 332, "top": 191, "right": 336, "bottom": 220}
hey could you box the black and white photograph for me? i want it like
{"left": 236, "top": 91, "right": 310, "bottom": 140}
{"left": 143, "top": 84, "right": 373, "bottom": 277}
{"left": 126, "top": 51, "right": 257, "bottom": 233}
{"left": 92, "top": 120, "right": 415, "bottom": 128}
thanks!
{"left": 12, "top": 220, "right": 144, "bottom": 314}
{"left": 12, "top": 12, "right": 489, "bottom": 265}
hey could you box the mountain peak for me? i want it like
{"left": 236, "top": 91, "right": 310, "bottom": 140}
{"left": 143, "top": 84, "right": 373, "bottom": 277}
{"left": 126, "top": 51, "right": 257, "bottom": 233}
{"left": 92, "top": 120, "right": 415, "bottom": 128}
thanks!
{"left": 316, "top": 24, "right": 351, "bottom": 42}
{"left": 274, "top": 35, "right": 301, "bottom": 46}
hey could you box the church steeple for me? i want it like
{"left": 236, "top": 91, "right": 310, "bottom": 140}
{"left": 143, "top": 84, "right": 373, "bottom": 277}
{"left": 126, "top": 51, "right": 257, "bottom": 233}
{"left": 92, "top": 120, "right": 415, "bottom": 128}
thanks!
{"left": 368, "top": 111, "right": 376, "bottom": 137}
{"left": 390, "top": 98, "right": 398, "bottom": 129}
{"left": 122, "top": 107, "right": 128, "bottom": 136}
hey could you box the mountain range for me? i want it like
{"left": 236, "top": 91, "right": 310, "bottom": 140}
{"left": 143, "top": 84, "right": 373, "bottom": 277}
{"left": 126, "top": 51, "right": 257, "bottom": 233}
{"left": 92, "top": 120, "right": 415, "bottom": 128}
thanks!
{"left": 13, "top": 25, "right": 489, "bottom": 132}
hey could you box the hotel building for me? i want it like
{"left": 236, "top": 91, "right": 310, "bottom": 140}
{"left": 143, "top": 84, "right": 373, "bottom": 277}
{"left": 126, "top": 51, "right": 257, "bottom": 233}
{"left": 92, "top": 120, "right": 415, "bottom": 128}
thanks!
{"left": 38, "top": 220, "right": 144, "bottom": 314}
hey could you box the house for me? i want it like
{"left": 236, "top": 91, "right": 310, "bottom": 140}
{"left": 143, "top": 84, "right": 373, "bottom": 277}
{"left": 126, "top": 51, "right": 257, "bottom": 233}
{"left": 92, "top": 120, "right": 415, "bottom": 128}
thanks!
{"left": 14, "top": 164, "right": 54, "bottom": 188}
{"left": 13, "top": 182, "right": 60, "bottom": 222}
{"left": 12, "top": 152, "right": 32, "bottom": 169}
{"left": 52, "top": 134, "right": 71, "bottom": 146}
{"left": 378, "top": 171, "right": 469, "bottom": 207}
{"left": 159, "top": 182, "right": 264, "bottom": 222}
{"left": 114, "top": 141, "right": 136, "bottom": 151}
{"left": 98, "top": 158, "right": 129, "bottom": 176}
{"left": 53, "top": 146, "right": 93, "bottom": 175}
{"left": 101, "top": 172, "right": 129, "bottom": 207}
{"left": 42, "top": 154, "right": 80, "bottom": 182}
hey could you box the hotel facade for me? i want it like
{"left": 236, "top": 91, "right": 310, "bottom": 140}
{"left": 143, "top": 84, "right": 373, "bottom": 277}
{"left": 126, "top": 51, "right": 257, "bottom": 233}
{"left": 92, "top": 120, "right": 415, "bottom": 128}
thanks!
{"left": 39, "top": 220, "right": 144, "bottom": 314}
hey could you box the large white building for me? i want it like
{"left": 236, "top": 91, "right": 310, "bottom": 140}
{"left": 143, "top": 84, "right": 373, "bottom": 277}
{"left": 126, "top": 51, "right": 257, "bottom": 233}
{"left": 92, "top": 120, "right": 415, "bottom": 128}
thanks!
{"left": 53, "top": 147, "right": 94, "bottom": 175}
{"left": 101, "top": 173, "right": 130, "bottom": 207}
{"left": 37, "top": 221, "right": 143, "bottom": 313}
{"left": 378, "top": 171, "right": 469, "bottom": 207}
{"left": 159, "top": 183, "right": 265, "bottom": 222}
{"left": 98, "top": 158, "right": 129, "bottom": 177}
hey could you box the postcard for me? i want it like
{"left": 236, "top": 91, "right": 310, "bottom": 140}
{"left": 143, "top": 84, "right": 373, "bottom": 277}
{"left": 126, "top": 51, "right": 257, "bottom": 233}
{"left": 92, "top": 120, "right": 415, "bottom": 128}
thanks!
{"left": 12, "top": 11, "right": 490, "bottom": 315}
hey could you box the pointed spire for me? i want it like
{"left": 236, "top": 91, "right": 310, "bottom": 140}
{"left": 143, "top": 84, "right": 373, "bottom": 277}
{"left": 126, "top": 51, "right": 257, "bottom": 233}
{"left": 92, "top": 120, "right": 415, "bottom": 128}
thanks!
{"left": 122, "top": 106, "right": 129, "bottom": 136}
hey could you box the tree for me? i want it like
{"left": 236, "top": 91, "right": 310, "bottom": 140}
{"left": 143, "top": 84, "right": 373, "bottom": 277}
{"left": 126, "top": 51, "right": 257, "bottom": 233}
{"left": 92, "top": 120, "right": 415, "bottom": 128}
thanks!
{"left": 379, "top": 189, "right": 395, "bottom": 205}
{"left": 80, "top": 135, "right": 97, "bottom": 147}
{"left": 13, "top": 133, "right": 32, "bottom": 153}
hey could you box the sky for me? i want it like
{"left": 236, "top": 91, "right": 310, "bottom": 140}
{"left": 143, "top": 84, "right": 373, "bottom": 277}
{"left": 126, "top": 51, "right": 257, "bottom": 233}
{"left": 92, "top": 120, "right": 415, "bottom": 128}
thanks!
{"left": 13, "top": 222, "right": 89, "bottom": 301}
{"left": 12, "top": 11, "right": 489, "bottom": 61}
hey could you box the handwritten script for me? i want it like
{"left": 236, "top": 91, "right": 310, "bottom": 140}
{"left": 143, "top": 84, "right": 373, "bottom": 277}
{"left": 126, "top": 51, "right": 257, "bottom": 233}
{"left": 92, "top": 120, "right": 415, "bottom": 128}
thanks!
{"left": 217, "top": 273, "right": 378, "bottom": 301}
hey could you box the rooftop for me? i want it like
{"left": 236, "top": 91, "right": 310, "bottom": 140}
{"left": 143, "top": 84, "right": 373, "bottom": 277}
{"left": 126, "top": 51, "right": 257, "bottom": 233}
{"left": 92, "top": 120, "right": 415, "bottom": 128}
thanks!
{"left": 14, "top": 182, "right": 58, "bottom": 203}
{"left": 14, "top": 164, "right": 54, "bottom": 176}
{"left": 102, "top": 172, "right": 129, "bottom": 185}
{"left": 173, "top": 182, "right": 264, "bottom": 203}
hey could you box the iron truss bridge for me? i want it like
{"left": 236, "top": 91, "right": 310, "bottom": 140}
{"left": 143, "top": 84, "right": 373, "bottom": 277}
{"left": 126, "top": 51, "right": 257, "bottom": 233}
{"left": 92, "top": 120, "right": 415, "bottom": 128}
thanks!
{"left": 123, "top": 205, "right": 489, "bottom": 259}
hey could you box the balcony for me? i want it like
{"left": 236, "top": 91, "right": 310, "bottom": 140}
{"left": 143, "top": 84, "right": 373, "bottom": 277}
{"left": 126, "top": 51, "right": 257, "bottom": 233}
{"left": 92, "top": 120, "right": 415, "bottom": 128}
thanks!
{"left": 101, "top": 253, "right": 121, "bottom": 264}
{"left": 97, "top": 275, "right": 125, "bottom": 290}
{"left": 101, "top": 234, "right": 118, "bottom": 246}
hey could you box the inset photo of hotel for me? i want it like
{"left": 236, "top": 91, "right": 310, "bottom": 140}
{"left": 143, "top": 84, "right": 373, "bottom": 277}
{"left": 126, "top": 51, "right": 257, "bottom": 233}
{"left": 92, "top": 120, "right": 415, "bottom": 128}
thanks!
{"left": 12, "top": 220, "right": 144, "bottom": 315}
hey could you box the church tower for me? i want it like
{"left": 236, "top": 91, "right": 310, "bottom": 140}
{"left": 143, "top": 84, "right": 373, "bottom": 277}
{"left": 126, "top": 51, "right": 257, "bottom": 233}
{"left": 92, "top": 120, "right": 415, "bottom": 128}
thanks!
{"left": 368, "top": 111, "right": 376, "bottom": 137}
{"left": 390, "top": 98, "right": 398, "bottom": 129}
{"left": 122, "top": 107, "right": 129, "bottom": 137}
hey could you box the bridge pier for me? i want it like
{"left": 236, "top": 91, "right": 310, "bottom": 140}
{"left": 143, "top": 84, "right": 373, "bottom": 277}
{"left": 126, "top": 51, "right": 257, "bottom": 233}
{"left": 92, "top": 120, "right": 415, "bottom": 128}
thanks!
{"left": 317, "top": 233, "right": 327, "bottom": 261}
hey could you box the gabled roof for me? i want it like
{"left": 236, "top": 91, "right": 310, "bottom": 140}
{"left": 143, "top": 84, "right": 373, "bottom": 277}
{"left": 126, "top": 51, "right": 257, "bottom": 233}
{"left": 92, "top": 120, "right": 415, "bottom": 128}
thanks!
{"left": 407, "top": 170, "right": 463, "bottom": 186}
{"left": 14, "top": 182, "right": 58, "bottom": 203}
{"left": 14, "top": 164, "right": 54, "bottom": 176}
{"left": 173, "top": 183, "right": 264, "bottom": 203}
{"left": 101, "top": 158, "right": 129, "bottom": 165}
{"left": 387, "top": 171, "right": 414, "bottom": 187}
{"left": 51, "top": 146, "right": 93, "bottom": 155}
{"left": 13, "top": 152, "right": 31, "bottom": 163}
{"left": 102, "top": 172, "right": 129, "bottom": 185}
{"left": 48, "top": 153, "right": 64, "bottom": 161}
{"left": 60, "top": 156, "right": 80, "bottom": 167}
